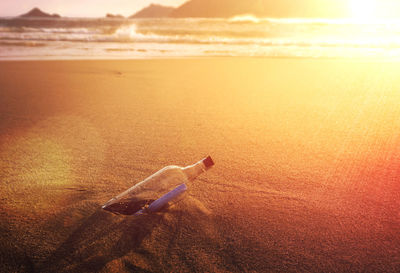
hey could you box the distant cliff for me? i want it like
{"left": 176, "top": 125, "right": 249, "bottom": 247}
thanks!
{"left": 171, "top": 0, "right": 349, "bottom": 18}
{"left": 19, "top": 8, "right": 61, "bottom": 18}
{"left": 171, "top": 0, "right": 246, "bottom": 18}
{"left": 130, "top": 4, "right": 174, "bottom": 18}
{"left": 106, "top": 13, "right": 124, "bottom": 19}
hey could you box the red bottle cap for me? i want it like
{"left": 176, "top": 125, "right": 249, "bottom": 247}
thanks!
{"left": 202, "top": 156, "right": 214, "bottom": 169}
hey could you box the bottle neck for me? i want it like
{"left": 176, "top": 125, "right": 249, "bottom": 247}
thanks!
{"left": 182, "top": 161, "right": 207, "bottom": 181}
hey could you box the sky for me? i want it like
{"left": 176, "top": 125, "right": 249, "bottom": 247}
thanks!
{"left": 1, "top": 0, "right": 400, "bottom": 19}
{"left": 0, "top": 0, "right": 188, "bottom": 17}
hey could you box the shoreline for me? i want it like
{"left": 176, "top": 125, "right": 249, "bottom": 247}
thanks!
{"left": 2, "top": 55, "right": 400, "bottom": 62}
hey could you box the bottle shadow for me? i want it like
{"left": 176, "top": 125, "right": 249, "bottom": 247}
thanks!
{"left": 39, "top": 207, "right": 164, "bottom": 272}
{"left": 39, "top": 195, "right": 218, "bottom": 272}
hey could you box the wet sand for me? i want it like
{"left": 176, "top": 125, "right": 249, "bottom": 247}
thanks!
{"left": 0, "top": 58, "right": 399, "bottom": 272}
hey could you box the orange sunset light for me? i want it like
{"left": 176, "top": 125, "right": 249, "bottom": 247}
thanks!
{"left": 1, "top": 0, "right": 400, "bottom": 272}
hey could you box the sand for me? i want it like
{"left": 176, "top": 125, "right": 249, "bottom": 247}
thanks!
{"left": 0, "top": 58, "right": 399, "bottom": 272}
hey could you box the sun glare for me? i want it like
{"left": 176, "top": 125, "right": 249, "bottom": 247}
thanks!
{"left": 350, "top": 0, "right": 377, "bottom": 21}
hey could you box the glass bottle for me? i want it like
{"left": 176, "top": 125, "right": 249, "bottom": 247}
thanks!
{"left": 102, "top": 156, "right": 214, "bottom": 215}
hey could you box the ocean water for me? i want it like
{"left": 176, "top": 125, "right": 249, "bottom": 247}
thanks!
{"left": 1, "top": 16, "right": 400, "bottom": 60}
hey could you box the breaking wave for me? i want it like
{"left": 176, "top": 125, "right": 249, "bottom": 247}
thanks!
{"left": 229, "top": 14, "right": 261, "bottom": 24}
{"left": 1, "top": 17, "right": 400, "bottom": 59}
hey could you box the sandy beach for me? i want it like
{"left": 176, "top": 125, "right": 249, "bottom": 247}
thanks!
{"left": 0, "top": 58, "right": 399, "bottom": 272}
